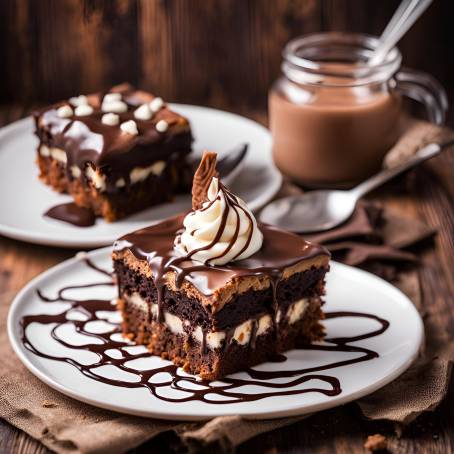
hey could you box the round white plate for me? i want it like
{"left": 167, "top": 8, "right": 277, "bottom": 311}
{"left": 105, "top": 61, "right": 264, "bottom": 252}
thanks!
{"left": 8, "top": 248, "right": 424, "bottom": 420}
{"left": 0, "top": 105, "right": 281, "bottom": 248}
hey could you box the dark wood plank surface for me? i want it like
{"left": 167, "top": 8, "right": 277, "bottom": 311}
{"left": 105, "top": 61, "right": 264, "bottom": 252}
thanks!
{"left": 0, "top": 103, "right": 453, "bottom": 453}
{"left": 1, "top": 0, "right": 454, "bottom": 113}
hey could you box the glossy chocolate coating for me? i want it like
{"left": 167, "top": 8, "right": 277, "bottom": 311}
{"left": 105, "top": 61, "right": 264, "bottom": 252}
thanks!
{"left": 33, "top": 84, "right": 193, "bottom": 184}
{"left": 44, "top": 202, "right": 96, "bottom": 227}
{"left": 113, "top": 215, "right": 330, "bottom": 296}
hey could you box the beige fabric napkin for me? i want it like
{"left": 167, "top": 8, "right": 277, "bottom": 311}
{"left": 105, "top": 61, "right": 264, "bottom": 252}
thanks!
{"left": 1, "top": 121, "right": 453, "bottom": 453}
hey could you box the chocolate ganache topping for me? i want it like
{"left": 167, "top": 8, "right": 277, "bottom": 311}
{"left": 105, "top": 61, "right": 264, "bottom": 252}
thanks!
{"left": 33, "top": 83, "right": 193, "bottom": 182}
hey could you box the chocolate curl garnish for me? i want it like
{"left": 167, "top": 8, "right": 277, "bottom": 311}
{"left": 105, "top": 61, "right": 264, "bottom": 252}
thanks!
{"left": 192, "top": 151, "right": 219, "bottom": 210}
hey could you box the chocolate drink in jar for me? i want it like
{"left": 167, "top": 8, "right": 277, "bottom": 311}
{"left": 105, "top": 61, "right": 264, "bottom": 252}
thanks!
{"left": 269, "top": 33, "right": 446, "bottom": 187}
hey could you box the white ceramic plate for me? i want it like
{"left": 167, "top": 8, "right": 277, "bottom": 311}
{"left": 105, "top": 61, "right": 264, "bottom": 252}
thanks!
{"left": 8, "top": 248, "right": 424, "bottom": 421}
{"left": 0, "top": 105, "right": 281, "bottom": 248}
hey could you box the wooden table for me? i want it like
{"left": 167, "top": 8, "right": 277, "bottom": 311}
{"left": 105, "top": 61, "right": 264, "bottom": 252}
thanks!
{"left": 1, "top": 106, "right": 454, "bottom": 453}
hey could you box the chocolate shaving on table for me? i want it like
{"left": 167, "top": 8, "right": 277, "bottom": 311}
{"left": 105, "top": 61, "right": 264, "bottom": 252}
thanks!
{"left": 305, "top": 202, "right": 381, "bottom": 245}
{"left": 304, "top": 201, "right": 435, "bottom": 269}
{"left": 192, "top": 151, "right": 219, "bottom": 210}
{"left": 364, "top": 433, "right": 387, "bottom": 451}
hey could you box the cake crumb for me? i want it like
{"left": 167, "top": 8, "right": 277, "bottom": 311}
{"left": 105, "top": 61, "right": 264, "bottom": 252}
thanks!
{"left": 42, "top": 400, "right": 57, "bottom": 408}
{"left": 364, "top": 434, "right": 387, "bottom": 451}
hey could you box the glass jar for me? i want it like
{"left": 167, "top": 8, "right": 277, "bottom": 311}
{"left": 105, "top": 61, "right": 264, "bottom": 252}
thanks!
{"left": 269, "top": 32, "right": 448, "bottom": 187}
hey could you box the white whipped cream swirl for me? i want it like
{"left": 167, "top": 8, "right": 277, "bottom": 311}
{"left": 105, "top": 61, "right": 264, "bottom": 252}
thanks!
{"left": 175, "top": 177, "right": 263, "bottom": 265}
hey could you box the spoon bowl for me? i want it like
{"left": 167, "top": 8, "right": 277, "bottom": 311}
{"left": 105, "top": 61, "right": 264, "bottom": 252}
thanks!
{"left": 218, "top": 143, "right": 248, "bottom": 185}
{"left": 259, "top": 142, "right": 450, "bottom": 234}
{"left": 259, "top": 190, "right": 357, "bottom": 233}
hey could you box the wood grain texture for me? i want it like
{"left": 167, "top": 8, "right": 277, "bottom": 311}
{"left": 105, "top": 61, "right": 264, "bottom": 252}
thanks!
{"left": 1, "top": 2, "right": 454, "bottom": 450}
{"left": 1, "top": 0, "right": 453, "bottom": 114}
{"left": 0, "top": 104, "right": 454, "bottom": 452}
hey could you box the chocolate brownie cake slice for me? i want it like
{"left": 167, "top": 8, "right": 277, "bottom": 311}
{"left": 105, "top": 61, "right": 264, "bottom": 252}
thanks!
{"left": 34, "top": 83, "right": 192, "bottom": 221}
{"left": 113, "top": 152, "right": 330, "bottom": 380}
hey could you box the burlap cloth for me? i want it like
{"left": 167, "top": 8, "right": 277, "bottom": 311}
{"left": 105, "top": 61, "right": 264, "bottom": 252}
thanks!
{"left": 1, "top": 120, "right": 454, "bottom": 453}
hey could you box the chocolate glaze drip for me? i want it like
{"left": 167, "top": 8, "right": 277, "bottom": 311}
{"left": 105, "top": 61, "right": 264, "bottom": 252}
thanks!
{"left": 82, "top": 256, "right": 113, "bottom": 277}
{"left": 33, "top": 85, "right": 193, "bottom": 192}
{"left": 20, "top": 258, "right": 389, "bottom": 404}
{"left": 270, "top": 277, "right": 282, "bottom": 330}
{"left": 114, "top": 215, "right": 330, "bottom": 331}
{"left": 44, "top": 202, "right": 96, "bottom": 227}
{"left": 201, "top": 329, "right": 208, "bottom": 356}
{"left": 249, "top": 319, "right": 258, "bottom": 350}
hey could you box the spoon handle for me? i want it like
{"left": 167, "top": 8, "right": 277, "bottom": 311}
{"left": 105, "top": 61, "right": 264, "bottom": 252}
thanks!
{"left": 378, "top": 0, "right": 414, "bottom": 43}
{"left": 369, "top": 0, "right": 433, "bottom": 66}
{"left": 351, "top": 140, "right": 454, "bottom": 199}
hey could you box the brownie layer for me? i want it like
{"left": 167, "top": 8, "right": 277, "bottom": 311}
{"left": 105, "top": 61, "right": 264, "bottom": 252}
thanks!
{"left": 38, "top": 153, "right": 190, "bottom": 221}
{"left": 118, "top": 294, "right": 324, "bottom": 380}
{"left": 36, "top": 133, "right": 192, "bottom": 194}
{"left": 114, "top": 257, "right": 327, "bottom": 330}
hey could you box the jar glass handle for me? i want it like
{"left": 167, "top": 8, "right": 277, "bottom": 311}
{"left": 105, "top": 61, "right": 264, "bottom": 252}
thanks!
{"left": 394, "top": 68, "right": 448, "bottom": 125}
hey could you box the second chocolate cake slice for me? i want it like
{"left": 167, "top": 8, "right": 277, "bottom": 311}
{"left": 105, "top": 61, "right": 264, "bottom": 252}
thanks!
{"left": 113, "top": 152, "right": 330, "bottom": 380}
{"left": 34, "top": 83, "right": 192, "bottom": 221}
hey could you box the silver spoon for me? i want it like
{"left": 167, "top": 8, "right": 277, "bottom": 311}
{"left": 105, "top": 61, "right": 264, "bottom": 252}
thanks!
{"left": 218, "top": 143, "right": 248, "bottom": 184}
{"left": 191, "top": 143, "right": 248, "bottom": 185}
{"left": 368, "top": 0, "right": 433, "bottom": 66}
{"left": 260, "top": 141, "right": 454, "bottom": 234}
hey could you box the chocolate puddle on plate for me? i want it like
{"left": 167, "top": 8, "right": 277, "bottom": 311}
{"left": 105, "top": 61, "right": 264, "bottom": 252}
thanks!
{"left": 20, "top": 258, "right": 389, "bottom": 404}
{"left": 44, "top": 202, "right": 96, "bottom": 227}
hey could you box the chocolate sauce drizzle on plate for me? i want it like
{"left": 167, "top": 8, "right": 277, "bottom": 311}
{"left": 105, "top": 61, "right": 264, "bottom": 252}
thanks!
{"left": 20, "top": 258, "right": 390, "bottom": 404}
{"left": 44, "top": 202, "right": 96, "bottom": 227}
